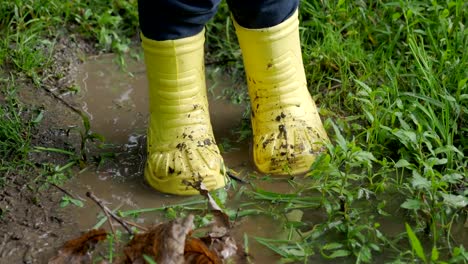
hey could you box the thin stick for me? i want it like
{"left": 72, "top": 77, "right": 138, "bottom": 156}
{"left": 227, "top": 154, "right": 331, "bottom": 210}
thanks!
{"left": 50, "top": 183, "right": 79, "bottom": 200}
{"left": 86, "top": 192, "right": 134, "bottom": 235}
{"left": 39, "top": 84, "right": 83, "bottom": 116}
{"left": 227, "top": 170, "right": 249, "bottom": 184}
{"left": 85, "top": 191, "right": 116, "bottom": 237}
{"left": 124, "top": 220, "right": 148, "bottom": 232}
{"left": 102, "top": 205, "right": 117, "bottom": 238}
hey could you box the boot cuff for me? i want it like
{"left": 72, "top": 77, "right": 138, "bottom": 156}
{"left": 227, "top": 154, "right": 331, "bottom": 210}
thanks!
{"left": 232, "top": 9, "right": 299, "bottom": 42}
{"left": 141, "top": 29, "right": 205, "bottom": 56}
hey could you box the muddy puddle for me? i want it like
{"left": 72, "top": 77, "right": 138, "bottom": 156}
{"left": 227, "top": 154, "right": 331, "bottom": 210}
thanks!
{"left": 67, "top": 54, "right": 296, "bottom": 262}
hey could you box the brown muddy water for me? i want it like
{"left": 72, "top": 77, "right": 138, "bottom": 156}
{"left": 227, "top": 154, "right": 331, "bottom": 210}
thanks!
{"left": 69, "top": 54, "right": 294, "bottom": 262}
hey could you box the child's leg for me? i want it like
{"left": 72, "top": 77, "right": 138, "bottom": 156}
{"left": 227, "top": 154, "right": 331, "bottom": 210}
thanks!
{"left": 138, "top": 0, "right": 220, "bottom": 40}
{"left": 226, "top": 0, "right": 298, "bottom": 29}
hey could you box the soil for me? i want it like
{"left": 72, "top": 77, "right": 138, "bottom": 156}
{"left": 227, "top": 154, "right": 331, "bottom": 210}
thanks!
{"left": 0, "top": 36, "right": 97, "bottom": 264}
{"left": 0, "top": 171, "right": 79, "bottom": 263}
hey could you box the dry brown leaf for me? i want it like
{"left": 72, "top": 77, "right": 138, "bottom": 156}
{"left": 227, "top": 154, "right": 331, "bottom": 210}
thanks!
{"left": 184, "top": 237, "right": 222, "bottom": 264}
{"left": 186, "top": 181, "right": 245, "bottom": 262}
{"left": 120, "top": 224, "right": 165, "bottom": 264}
{"left": 121, "top": 214, "right": 221, "bottom": 264}
{"left": 121, "top": 217, "right": 190, "bottom": 264}
{"left": 48, "top": 229, "right": 107, "bottom": 264}
{"left": 120, "top": 214, "right": 224, "bottom": 264}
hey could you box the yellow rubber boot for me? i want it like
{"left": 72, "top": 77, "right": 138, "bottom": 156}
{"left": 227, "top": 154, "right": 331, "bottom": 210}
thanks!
{"left": 141, "top": 30, "right": 227, "bottom": 195}
{"left": 233, "top": 10, "right": 329, "bottom": 175}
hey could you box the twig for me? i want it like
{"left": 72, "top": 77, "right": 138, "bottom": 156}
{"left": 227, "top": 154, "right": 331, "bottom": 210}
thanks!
{"left": 227, "top": 170, "right": 249, "bottom": 184}
{"left": 39, "top": 83, "right": 84, "bottom": 117}
{"left": 50, "top": 183, "right": 79, "bottom": 200}
{"left": 86, "top": 192, "right": 133, "bottom": 235}
{"left": 85, "top": 191, "right": 116, "bottom": 237}
{"left": 102, "top": 204, "right": 117, "bottom": 238}
{"left": 124, "top": 220, "right": 148, "bottom": 232}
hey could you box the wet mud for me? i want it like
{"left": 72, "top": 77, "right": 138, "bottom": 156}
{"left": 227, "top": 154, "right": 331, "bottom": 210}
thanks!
{"left": 0, "top": 38, "right": 96, "bottom": 264}
{"left": 0, "top": 175, "right": 80, "bottom": 264}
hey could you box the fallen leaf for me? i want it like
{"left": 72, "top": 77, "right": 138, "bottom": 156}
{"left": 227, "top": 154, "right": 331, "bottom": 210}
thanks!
{"left": 48, "top": 229, "right": 107, "bottom": 264}
{"left": 120, "top": 214, "right": 222, "bottom": 264}
{"left": 186, "top": 181, "right": 245, "bottom": 262}
{"left": 121, "top": 215, "right": 193, "bottom": 264}
{"left": 202, "top": 236, "right": 239, "bottom": 261}
{"left": 185, "top": 237, "right": 222, "bottom": 264}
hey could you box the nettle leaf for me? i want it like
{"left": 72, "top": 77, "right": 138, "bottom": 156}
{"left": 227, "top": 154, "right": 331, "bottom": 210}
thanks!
{"left": 322, "top": 243, "right": 343, "bottom": 250}
{"left": 331, "top": 122, "right": 347, "bottom": 151}
{"left": 327, "top": 250, "right": 351, "bottom": 258}
{"left": 70, "top": 198, "right": 84, "bottom": 208}
{"left": 441, "top": 173, "right": 463, "bottom": 184}
{"left": 411, "top": 171, "right": 431, "bottom": 190}
{"left": 60, "top": 199, "right": 70, "bottom": 208}
{"left": 393, "top": 130, "right": 418, "bottom": 146}
{"left": 441, "top": 193, "right": 468, "bottom": 209}
{"left": 395, "top": 159, "right": 412, "bottom": 168}
{"left": 358, "top": 245, "right": 372, "bottom": 262}
{"left": 427, "top": 157, "right": 448, "bottom": 166}
{"left": 354, "top": 150, "right": 376, "bottom": 162}
{"left": 434, "top": 145, "right": 464, "bottom": 157}
{"left": 401, "top": 199, "right": 422, "bottom": 210}
{"left": 363, "top": 109, "right": 374, "bottom": 123}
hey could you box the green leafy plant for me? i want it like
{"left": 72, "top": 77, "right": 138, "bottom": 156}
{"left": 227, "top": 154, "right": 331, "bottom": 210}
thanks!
{"left": 60, "top": 195, "right": 84, "bottom": 208}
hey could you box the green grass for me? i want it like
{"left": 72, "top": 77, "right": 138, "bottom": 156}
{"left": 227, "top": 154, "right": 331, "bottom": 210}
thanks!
{"left": 0, "top": 85, "right": 31, "bottom": 186}
{"left": 207, "top": 0, "right": 467, "bottom": 262}
{"left": 0, "top": 0, "right": 140, "bottom": 186}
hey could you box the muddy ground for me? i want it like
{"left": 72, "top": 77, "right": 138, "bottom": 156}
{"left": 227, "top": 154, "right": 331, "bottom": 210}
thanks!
{"left": 0, "top": 37, "right": 98, "bottom": 263}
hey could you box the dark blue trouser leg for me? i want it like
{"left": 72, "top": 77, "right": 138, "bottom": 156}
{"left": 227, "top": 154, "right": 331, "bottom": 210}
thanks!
{"left": 138, "top": 0, "right": 220, "bottom": 41}
{"left": 137, "top": 0, "right": 299, "bottom": 40}
{"left": 226, "top": 0, "right": 299, "bottom": 29}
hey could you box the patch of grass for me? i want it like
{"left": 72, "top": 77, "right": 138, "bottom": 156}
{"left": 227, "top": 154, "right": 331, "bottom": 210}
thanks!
{"left": 0, "top": 82, "right": 35, "bottom": 186}
{"left": 0, "top": 0, "right": 139, "bottom": 187}
{"left": 0, "top": 90, "right": 30, "bottom": 164}
{"left": 203, "top": 0, "right": 467, "bottom": 262}
{"left": 0, "top": 0, "right": 139, "bottom": 77}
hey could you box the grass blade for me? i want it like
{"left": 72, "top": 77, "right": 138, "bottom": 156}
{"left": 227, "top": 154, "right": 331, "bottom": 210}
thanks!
{"left": 405, "top": 223, "right": 427, "bottom": 262}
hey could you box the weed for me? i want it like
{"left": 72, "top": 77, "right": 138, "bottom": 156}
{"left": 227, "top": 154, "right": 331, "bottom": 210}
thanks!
{"left": 0, "top": 81, "right": 37, "bottom": 186}
{"left": 60, "top": 195, "right": 84, "bottom": 208}
{"left": 0, "top": 88, "right": 31, "bottom": 166}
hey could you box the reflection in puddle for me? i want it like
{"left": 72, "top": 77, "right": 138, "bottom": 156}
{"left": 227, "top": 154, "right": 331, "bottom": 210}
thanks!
{"left": 70, "top": 54, "right": 290, "bottom": 262}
